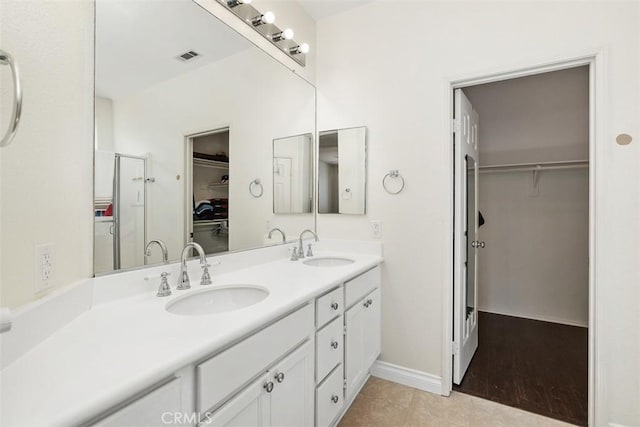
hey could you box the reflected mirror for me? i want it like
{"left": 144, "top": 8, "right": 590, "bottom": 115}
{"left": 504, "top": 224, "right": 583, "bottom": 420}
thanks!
{"left": 94, "top": 0, "right": 315, "bottom": 274}
{"left": 318, "top": 127, "right": 367, "bottom": 214}
{"left": 273, "top": 134, "right": 314, "bottom": 214}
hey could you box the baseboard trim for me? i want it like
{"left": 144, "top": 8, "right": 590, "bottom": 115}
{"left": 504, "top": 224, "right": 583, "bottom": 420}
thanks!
{"left": 371, "top": 361, "right": 442, "bottom": 395}
{"left": 478, "top": 308, "right": 588, "bottom": 328}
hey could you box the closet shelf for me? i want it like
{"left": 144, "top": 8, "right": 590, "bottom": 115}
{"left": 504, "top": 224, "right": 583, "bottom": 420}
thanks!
{"left": 479, "top": 160, "right": 588, "bottom": 173}
{"left": 208, "top": 183, "right": 229, "bottom": 189}
{"left": 193, "top": 158, "right": 229, "bottom": 170}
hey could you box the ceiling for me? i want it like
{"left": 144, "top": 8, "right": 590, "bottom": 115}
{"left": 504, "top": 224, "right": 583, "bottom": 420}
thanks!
{"left": 296, "top": 0, "right": 374, "bottom": 20}
{"left": 96, "top": 0, "right": 251, "bottom": 100}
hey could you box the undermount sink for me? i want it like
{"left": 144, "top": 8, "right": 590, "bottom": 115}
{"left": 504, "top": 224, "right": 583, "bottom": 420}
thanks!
{"left": 166, "top": 286, "right": 269, "bottom": 316}
{"left": 303, "top": 257, "right": 355, "bottom": 267}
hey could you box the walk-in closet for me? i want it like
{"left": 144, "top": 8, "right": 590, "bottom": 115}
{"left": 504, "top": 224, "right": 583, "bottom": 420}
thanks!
{"left": 453, "top": 66, "right": 590, "bottom": 426}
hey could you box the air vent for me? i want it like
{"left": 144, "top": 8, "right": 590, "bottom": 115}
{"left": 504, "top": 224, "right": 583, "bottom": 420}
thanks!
{"left": 176, "top": 50, "right": 201, "bottom": 62}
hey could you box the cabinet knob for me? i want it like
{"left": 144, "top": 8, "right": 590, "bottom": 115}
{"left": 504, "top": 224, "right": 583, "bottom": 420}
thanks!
{"left": 263, "top": 381, "right": 274, "bottom": 393}
{"left": 331, "top": 394, "right": 340, "bottom": 404}
{"left": 274, "top": 372, "right": 285, "bottom": 383}
{"left": 331, "top": 302, "right": 339, "bottom": 311}
{"left": 330, "top": 340, "right": 339, "bottom": 350}
{"left": 363, "top": 301, "right": 370, "bottom": 308}
{"left": 367, "top": 298, "right": 373, "bottom": 306}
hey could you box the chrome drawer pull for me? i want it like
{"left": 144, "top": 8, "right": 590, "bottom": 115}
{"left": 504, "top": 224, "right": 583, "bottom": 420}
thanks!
{"left": 263, "top": 381, "right": 274, "bottom": 393}
{"left": 275, "top": 372, "right": 285, "bottom": 383}
{"left": 330, "top": 340, "right": 339, "bottom": 350}
{"left": 331, "top": 394, "right": 339, "bottom": 404}
{"left": 331, "top": 302, "right": 339, "bottom": 310}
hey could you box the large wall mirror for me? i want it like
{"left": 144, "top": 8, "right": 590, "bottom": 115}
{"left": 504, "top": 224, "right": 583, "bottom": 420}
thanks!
{"left": 94, "top": 0, "right": 315, "bottom": 274}
{"left": 318, "top": 127, "right": 367, "bottom": 215}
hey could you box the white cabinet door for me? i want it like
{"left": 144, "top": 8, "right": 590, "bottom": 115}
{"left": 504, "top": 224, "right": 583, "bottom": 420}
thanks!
{"left": 362, "top": 288, "right": 381, "bottom": 369}
{"left": 268, "top": 341, "right": 314, "bottom": 427}
{"left": 345, "top": 299, "right": 366, "bottom": 402}
{"left": 202, "top": 373, "right": 270, "bottom": 427}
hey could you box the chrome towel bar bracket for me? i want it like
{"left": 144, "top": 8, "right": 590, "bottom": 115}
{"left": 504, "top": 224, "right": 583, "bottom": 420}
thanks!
{"left": 0, "top": 49, "right": 22, "bottom": 148}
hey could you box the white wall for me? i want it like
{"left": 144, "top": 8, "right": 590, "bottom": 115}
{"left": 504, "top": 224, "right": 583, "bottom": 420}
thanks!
{"left": 111, "top": 48, "right": 315, "bottom": 263}
{"left": 477, "top": 169, "right": 589, "bottom": 326}
{"left": 0, "top": 1, "right": 94, "bottom": 308}
{"left": 315, "top": 2, "right": 639, "bottom": 425}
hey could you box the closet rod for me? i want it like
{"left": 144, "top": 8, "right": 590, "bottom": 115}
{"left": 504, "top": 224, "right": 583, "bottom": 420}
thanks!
{"left": 479, "top": 159, "right": 588, "bottom": 173}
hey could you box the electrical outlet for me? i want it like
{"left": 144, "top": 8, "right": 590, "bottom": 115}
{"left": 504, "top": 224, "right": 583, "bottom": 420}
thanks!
{"left": 35, "top": 244, "right": 54, "bottom": 294}
{"left": 371, "top": 220, "right": 382, "bottom": 238}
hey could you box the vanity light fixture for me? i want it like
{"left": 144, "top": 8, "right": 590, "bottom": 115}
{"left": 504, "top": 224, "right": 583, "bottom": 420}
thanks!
{"left": 289, "top": 43, "right": 309, "bottom": 55}
{"left": 272, "top": 28, "right": 294, "bottom": 42}
{"left": 226, "top": 0, "right": 251, "bottom": 7}
{"left": 216, "top": 0, "right": 307, "bottom": 66}
{"left": 251, "top": 11, "right": 275, "bottom": 26}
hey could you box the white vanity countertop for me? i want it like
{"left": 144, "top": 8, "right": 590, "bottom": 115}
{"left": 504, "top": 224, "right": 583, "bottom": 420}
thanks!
{"left": 0, "top": 251, "right": 382, "bottom": 426}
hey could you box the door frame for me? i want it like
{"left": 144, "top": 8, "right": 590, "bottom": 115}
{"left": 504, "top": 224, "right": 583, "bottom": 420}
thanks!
{"left": 442, "top": 50, "right": 604, "bottom": 426}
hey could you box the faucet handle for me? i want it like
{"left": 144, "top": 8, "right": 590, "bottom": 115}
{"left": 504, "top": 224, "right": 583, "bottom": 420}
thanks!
{"left": 157, "top": 272, "right": 172, "bottom": 297}
{"left": 290, "top": 246, "right": 299, "bottom": 261}
{"left": 177, "top": 263, "right": 191, "bottom": 290}
{"left": 200, "top": 263, "right": 212, "bottom": 286}
{"left": 306, "top": 244, "right": 314, "bottom": 257}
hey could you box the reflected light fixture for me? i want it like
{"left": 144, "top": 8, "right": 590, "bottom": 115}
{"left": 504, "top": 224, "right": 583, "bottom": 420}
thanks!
{"left": 289, "top": 43, "right": 310, "bottom": 55}
{"left": 251, "top": 11, "right": 275, "bottom": 26}
{"left": 272, "top": 28, "right": 294, "bottom": 42}
{"left": 227, "top": 0, "right": 251, "bottom": 7}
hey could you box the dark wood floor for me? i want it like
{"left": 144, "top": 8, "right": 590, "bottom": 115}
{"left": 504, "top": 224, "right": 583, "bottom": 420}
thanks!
{"left": 453, "top": 311, "right": 588, "bottom": 426}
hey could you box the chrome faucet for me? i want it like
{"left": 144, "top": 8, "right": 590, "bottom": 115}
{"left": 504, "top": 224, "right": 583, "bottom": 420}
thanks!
{"left": 268, "top": 227, "right": 287, "bottom": 243}
{"left": 177, "top": 242, "right": 212, "bottom": 290}
{"left": 145, "top": 240, "right": 171, "bottom": 297}
{"left": 297, "top": 229, "right": 318, "bottom": 259}
{"left": 145, "top": 240, "right": 169, "bottom": 264}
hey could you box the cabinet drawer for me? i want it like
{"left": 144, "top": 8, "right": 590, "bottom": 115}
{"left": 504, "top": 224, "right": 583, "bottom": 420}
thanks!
{"left": 316, "top": 316, "right": 343, "bottom": 382}
{"left": 316, "top": 286, "right": 343, "bottom": 328}
{"left": 197, "top": 304, "right": 313, "bottom": 413}
{"left": 345, "top": 266, "right": 380, "bottom": 308}
{"left": 316, "top": 365, "right": 344, "bottom": 427}
{"left": 93, "top": 377, "right": 182, "bottom": 426}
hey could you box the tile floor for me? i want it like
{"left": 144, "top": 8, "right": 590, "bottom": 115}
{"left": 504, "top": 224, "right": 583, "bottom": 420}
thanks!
{"left": 338, "top": 377, "right": 576, "bottom": 427}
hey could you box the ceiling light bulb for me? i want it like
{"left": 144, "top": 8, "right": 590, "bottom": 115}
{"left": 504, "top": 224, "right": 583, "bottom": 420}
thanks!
{"left": 263, "top": 11, "right": 275, "bottom": 24}
{"left": 272, "top": 28, "right": 294, "bottom": 42}
{"left": 252, "top": 11, "right": 275, "bottom": 26}
{"left": 299, "top": 43, "right": 310, "bottom": 54}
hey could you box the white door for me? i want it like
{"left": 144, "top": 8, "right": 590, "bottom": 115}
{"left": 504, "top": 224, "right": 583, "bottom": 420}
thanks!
{"left": 203, "top": 373, "right": 270, "bottom": 427}
{"left": 345, "top": 300, "right": 366, "bottom": 401}
{"left": 268, "top": 341, "right": 314, "bottom": 427}
{"left": 362, "top": 288, "right": 381, "bottom": 369}
{"left": 453, "top": 88, "right": 480, "bottom": 385}
{"left": 273, "top": 157, "right": 292, "bottom": 213}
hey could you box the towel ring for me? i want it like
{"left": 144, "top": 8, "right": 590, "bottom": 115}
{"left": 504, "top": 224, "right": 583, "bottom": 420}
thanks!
{"left": 0, "top": 49, "right": 23, "bottom": 148}
{"left": 383, "top": 170, "right": 405, "bottom": 195}
{"left": 249, "top": 178, "right": 263, "bottom": 198}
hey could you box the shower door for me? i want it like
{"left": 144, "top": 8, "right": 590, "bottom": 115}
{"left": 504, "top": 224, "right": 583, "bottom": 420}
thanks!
{"left": 453, "top": 89, "right": 480, "bottom": 384}
{"left": 113, "top": 154, "right": 147, "bottom": 270}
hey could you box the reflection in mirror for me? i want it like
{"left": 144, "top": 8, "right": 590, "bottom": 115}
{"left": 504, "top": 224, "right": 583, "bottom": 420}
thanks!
{"left": 94, "top": 0, "right": 315, "bottom": 275}
{"left": 318, "top": 127, "right": 367, "bottom": 214}
{"left": 465, "top": 155, "right": 476, "bottom": 320}
{"left": 273, "top": 134, "right": 313, "bottom": 214}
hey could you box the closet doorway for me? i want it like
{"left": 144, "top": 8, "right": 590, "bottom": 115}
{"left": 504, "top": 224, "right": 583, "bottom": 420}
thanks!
{"left": 451, "top": 65, "right": 590, "bottom": 425}
{"left": 186, "top": 128, "right": 230, "bottom": 255}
